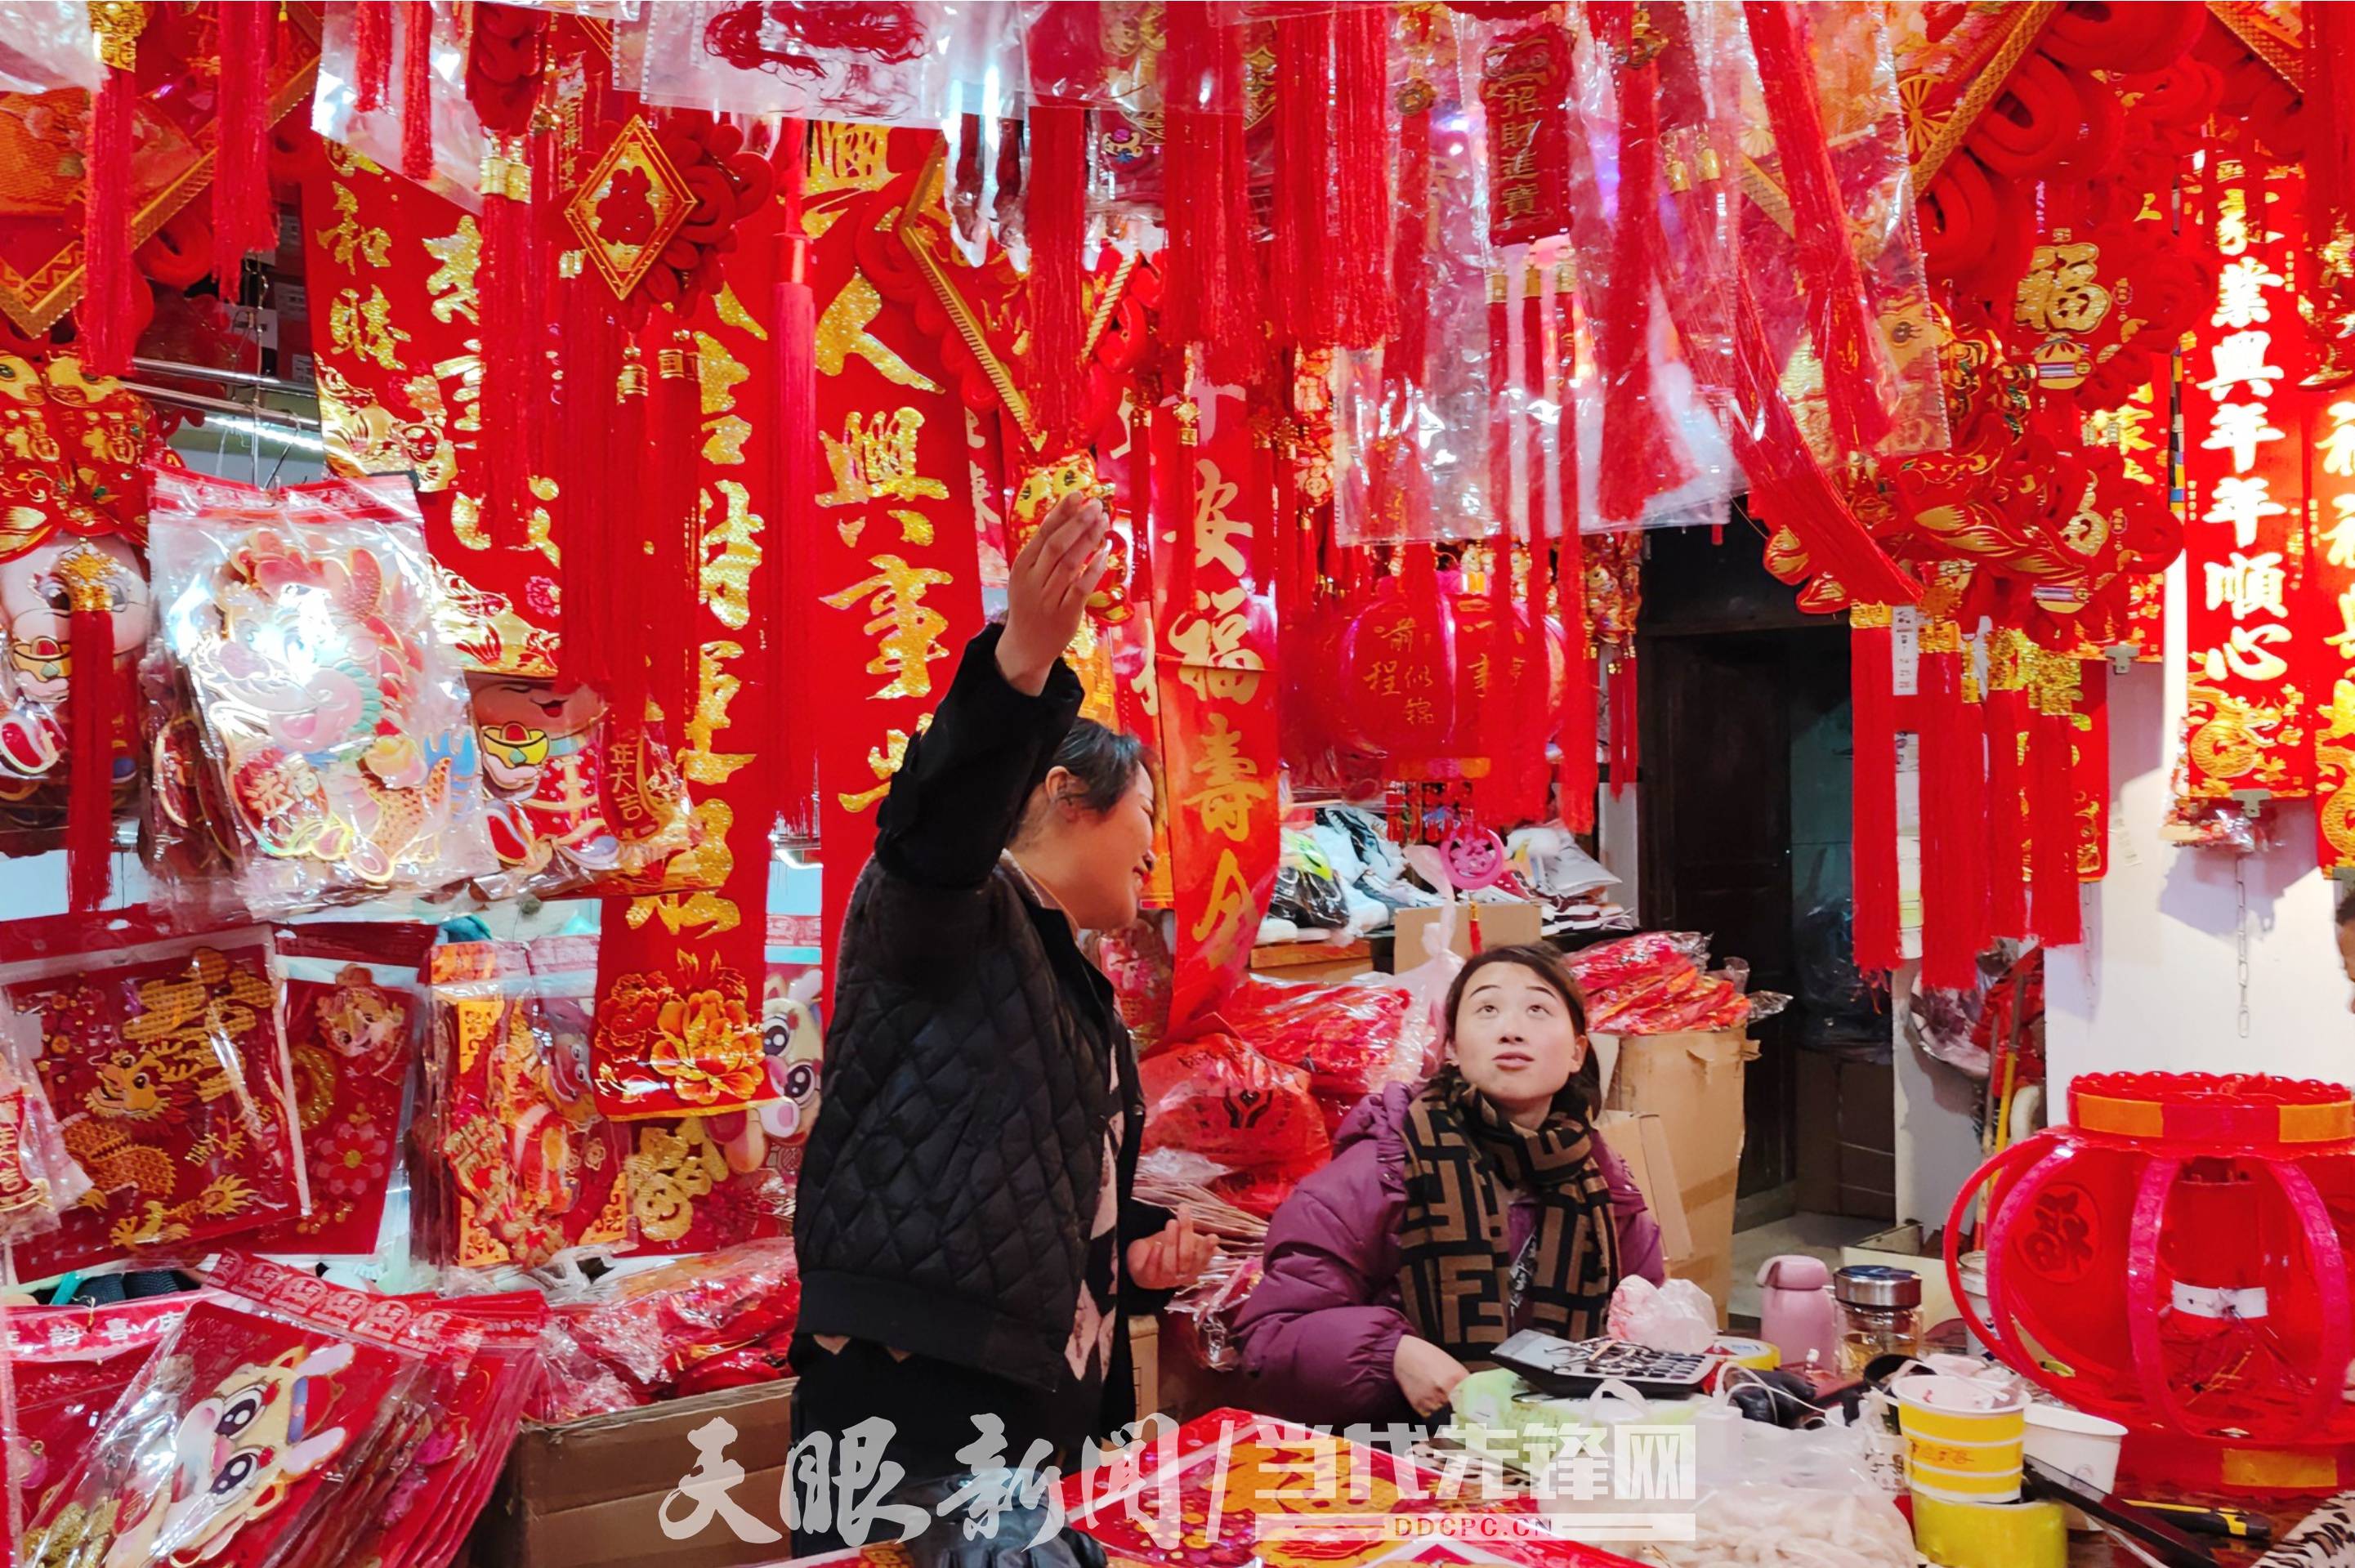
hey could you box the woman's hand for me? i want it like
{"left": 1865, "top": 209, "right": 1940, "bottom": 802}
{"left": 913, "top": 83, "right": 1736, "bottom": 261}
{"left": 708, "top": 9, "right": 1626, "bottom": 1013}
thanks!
{"left": 1393, "top": 1335, "right": 1472, "bottom": 1418}
{"left": 998, "top": 489, "right": 1110, "bottom": 695}
{"left": 1127, "top": 1209, "right": 1216, "bottom": 1293}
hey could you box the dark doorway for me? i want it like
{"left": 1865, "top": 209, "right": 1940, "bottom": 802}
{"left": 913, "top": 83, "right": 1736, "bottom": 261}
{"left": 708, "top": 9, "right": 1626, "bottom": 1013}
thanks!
{"left": 1635, "top": 527, "right": 1883, "bottom": 1217}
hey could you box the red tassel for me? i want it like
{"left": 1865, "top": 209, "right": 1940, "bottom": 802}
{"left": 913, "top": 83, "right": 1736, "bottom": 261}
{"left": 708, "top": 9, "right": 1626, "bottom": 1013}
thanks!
{"left": 1608, "top": 651, "right": 1638, "bottom": 799}
{"left": 2306, "top": 2, "right": 2355, "bottom": 275}
{"left": 212, "top": 0, "right": 277, "bottom": 285}
{"left": 1588, "top": 4, "right": 1692, "bottom": 521}
{"left": 556, "top": 266, "right": 622, "bottom": 695}
{"left": 2029, "top": 656, "right": 2084, "bottom": 946}
{"left": 80, "top": 63, "right": 139, "bottom": 376}
{"left": 1161, "top": 2, "right": 1262, "bottom": 382}
{"left": 601, "top": 346, "right": 654, "bottom": 733}
{"left": 1984, "top": 677, "right": 2031, "bottom": 942}
{"left": 1332, "top": 2, "right": 1394, "bottom": 348}
{"left": 1390, "top": 94, "right": 1432, "bottom": 383}
{"left": 2077, "top": 662, "right": 2110, "bottom": 885}
{"left": 1851, "top": 614, "right": 1900, "bottom": 972}
{"left": 1741, "top": 1, "right": 1890, "bottom": 456}
{"left": 775, "top": 123, "right": 819, "bottom": 840}
{"left": 1917, "top": 648, "right": 1981, "bottom": 991}
{"left": 1271, "top": 10, "right": 1334, "bottom": 346}
{"left": 400, "top": 1, "right": 435, "bottom": 181}
{"left": 1487, "top": 270, "right": 1512, "bottom": 532}
{"left": 1025, "top": 103, "right": 1089, "bottom": 443}
{"left": 654, "top": 333, "right": 703, "bottom": 726}
{"left": 476, "top": 138, "right": 538, "bottom": 546}
{"left": 1556, "top": 280, "right": 1596, "bottom": 833}
{"left": 354, "top": 0, "right": 395, "bottom": 114}
{"left": 65, "top": 604, "right": 115, "bottom": 912}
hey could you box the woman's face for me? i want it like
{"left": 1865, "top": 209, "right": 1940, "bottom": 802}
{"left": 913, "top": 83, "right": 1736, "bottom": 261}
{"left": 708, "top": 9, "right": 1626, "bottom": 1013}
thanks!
{"left": 1042, "top": 766, "right": 1156, "bottom": 934}
{"left": 1452, "top": 962, "right": 1585, "bottom": 1108}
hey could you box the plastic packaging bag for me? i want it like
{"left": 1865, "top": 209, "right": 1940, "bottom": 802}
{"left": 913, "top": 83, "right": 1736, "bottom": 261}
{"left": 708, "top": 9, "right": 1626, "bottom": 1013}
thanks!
{"left": 310, "top": 0, "right": 484, "bottom": 211}
{"left": 235, "top": 922, "right": 434, "bottom": 1258}
{"left": 628, "top": 1, "right": 988, "bottom": 125}
{"left": 0, "top": 2, "right": 100, "bottom": 96}
{"left": 0, "top": 912, "right": 303, "bottom": 1283}
{"left": 1606, "top": 1276, "right": 1718, "bottom": 1354}
{"left": 4, "top": 1293, "right": 208, "bottom": 1530}
{"left": 0, "top": 998, "right": 88, "bottom": 1244}
{"left": 1649, "top": 1416, "right": 1915, "bottom": 1568}
{"left": 19, "top": 1290, "right": 428, "bottom": 1568}
{"left": 1139, "top": 1034, "right": 1330, "bottom": 1177}
{"left": 548, "top": 1235, "right": 802, "bottom": 1400}
{"left": 1216, "top": 975, "right": 1417, "bottom": 1104}
{"left": 146, "top": 467, "right": 499, "bottom": 918}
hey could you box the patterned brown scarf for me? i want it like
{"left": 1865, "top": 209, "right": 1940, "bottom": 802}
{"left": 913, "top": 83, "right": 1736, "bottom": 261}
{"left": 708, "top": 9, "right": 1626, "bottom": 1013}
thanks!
{"left": 1397, "top": 1067, "right": 1620, "bottom": 1367}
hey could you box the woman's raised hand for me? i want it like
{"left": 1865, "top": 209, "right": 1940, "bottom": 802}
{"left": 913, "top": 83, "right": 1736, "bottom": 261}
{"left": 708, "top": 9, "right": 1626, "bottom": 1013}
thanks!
{"left": 997, "top": 489, "right": 1110, "bottom": 696}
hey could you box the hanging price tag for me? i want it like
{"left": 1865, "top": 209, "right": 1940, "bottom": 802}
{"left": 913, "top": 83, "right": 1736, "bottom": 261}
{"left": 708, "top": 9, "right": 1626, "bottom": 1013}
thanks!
{"left": 1890, "top": 605, "right": 1922, "bottom": 697}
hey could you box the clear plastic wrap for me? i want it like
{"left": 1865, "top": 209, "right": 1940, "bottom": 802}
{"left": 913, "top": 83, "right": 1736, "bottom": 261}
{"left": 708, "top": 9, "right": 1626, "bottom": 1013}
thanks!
{"left": 467, "top": 673, "right": 698, "bottom": 902}
{"left": 18, "top": 1292, "right": 427, "bottom": 1568}
{"left": 0, "top": 996, "right": 89, "bottom": 1244}
{"left": 546, "top": 1235, "right": 802, "bottom": 1402}
{"left": 415, "top": 938, "right": 632, "bottom": 1272}
{"left": 627, "top": 2, "right": 1018, "bottom": 126}
{"left": 310, "top": 0, "right": 485, "bottom": 211}
{"left": 4, "top": 1293, "right": 207, "bottom": 1531}
{"left": 146, "top": 468, "right": 498, "bottom": 918}
{"left": 1213, "top": 975, "right": 1417, "bottom": 1105}
{"left": 235, "top": 923, "right": 434, "bottom": 1258}
{"left": 0, "top": 2, "right": 99, "bottom": 96}
{"left": 0, "top": 914, "right": 303, "bottom": 1283}
{"left": 1163, "top": 1248, "right": 1262, "bottom": 1374}
{"left": 1137, "top": 1034, "right": 1331, "bottom": 1182}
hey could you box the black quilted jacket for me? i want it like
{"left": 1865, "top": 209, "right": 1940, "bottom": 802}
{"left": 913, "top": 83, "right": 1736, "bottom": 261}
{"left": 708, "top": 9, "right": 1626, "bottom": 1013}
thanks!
{"left": 796, "top": 626, "right": 1168, "bottom": 1412}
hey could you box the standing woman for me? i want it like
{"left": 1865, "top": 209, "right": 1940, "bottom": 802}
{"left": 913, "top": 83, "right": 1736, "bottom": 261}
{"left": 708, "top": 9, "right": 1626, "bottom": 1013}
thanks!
{"left": 791, "top": 492, "right": 1212, "bottom": 1552}
{"left": 1236, "top": 944, "right": 1665, "bottom": 1426}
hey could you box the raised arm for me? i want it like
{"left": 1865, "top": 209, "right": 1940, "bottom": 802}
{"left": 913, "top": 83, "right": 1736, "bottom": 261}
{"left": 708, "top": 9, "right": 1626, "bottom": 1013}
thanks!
{"left": 873, "top": 491, "right": 1110, "bottom": 890}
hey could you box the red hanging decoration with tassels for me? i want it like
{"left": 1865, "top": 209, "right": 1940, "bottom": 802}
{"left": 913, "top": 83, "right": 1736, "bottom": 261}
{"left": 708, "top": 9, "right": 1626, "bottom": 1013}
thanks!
{"left": 1160, "top": 2, "right": 1262, "bottom": 382}
{"left": 1984, "top": 637, "right": 2032, "bottom": 942}
{"left": 64, "top": 593, "right": 115, "bottom": 913}
{"left": 1851, "top": 608, "right": 1900, "bottom": 972}
{"left": 1390, "top": 83, "right": 1432, "bottom": 383}
{"left": 1024, "top": 102, "right": 1088, "bottom": 441}
{"left": 772, "top": 119, "right": 819, "bottom": 842}
{"left": 353, "top": 0, "right": 394, "bottom": 114}
{"left": 653, "top": 332, "right": 704, "bottom": 729}
{"left": 1916, "top": 642, "right": 1982, "bottom": 991}
{"left": 2028, "top": 654, "right": 2083, "bottom": 947}
{"left": 1608, "top": 652, "right": 1638, "bottom": 800}
{"left": 1741, "top": 0, "right": 1890, "bottom": 458}
{"left": 399, "top": 0, "right": 435, "bottom": 181}
{"left": 78, "top": 8, "right": 145, "bottom": 377}
{"left": 1554, "top": 272, "right": 1596, "bottom": 833}
{"left": 1331, "top": 1, "right": 1394, "bottom": 348}
{"left": 212, "top": 0, "right": 276, "bottom": 285}
{"left": 1271, "top": 7, "right": 1335, "bottom": 348}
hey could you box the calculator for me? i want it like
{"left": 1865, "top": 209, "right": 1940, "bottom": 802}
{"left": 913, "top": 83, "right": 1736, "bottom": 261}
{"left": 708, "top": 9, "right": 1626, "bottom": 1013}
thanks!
{"left": 1490, "top": 1331, "right": 1723, "bottom": 1400}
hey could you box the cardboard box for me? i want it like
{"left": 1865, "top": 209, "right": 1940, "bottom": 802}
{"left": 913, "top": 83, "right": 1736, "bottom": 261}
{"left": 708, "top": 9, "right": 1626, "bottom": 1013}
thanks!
{"left": 1596, "top": 1110, "right": 1693, "bottom": 1266}
{"left": 469, "top": 1380, "right": 796, "bottom": 1568}
{"left": 1603, "top": 1029, "right": 1758, "bottom": 1325}
{"left": 1390, "top": 901, "right": 1544, "bottom": 967}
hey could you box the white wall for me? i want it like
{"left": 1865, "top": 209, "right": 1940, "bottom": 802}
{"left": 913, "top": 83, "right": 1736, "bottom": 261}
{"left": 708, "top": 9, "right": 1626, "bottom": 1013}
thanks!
{"left": 2046, "top": 561, "right": 2355, "bottom": 1106}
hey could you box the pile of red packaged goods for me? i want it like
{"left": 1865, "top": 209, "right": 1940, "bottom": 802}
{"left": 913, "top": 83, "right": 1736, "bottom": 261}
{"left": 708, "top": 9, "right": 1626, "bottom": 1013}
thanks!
{"left": 1567, "top": 932, "right": 1788, "bottom": 1036}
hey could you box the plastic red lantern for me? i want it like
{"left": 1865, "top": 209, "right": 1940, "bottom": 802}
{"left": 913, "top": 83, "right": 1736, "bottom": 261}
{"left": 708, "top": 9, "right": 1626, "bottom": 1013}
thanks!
{"left": 1949, "top": 1073, "right": 2355, "bottom": 1493}
{"left": 1334, "top": 544, "right": 1457, "bottom": 761}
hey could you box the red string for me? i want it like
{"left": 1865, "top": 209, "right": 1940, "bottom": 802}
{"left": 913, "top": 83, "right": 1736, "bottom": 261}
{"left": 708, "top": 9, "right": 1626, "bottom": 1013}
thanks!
{"left": 65, "top": 605, "right": 115, "bottom": 912}
{"left": 212, "top": 0, "right": 276, "bottom": 286}
{"left": 353, "top": 0, "right": 394, "bottom": 114}
{"left": 1024, "top": 103, "right": 1089, "bottom": 443}
{"left": 400, "top": 2, "right": 435, "bottom": 181}
{"left": 1741, "top": 0, "right": 1891, "bottom": 457}
{"left": 80, "top": 65, "right": 138, "bottom": 376}
{"left": 1850, "top": 619, "right": 1900, "bottom": 972}
{"left": 1271, "top": 8, "right": 1334, "bottom": 347}
{"left": 1332, "top": 2, "right": 1394, "bottom": 347}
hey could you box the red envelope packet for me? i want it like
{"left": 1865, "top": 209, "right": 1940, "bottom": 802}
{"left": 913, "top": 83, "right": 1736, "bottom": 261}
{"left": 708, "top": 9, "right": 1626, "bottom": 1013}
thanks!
{"left": 0, "top": 913, "right": 303, "bottom": 1280}
{"left": 3, "top": 1293, "right": 212, "bottom": 1528}
{"left": 235, "top": 923, "right": 435, "bottom": 1256}
{"left": 19, "top": 1294, "right": 419, "bottom": 1568}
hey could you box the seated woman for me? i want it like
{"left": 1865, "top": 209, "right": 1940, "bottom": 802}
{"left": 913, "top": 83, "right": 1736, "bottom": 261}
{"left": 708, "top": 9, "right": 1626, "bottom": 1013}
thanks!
{"left": 1236, "top": 944, "right": 1665, "bottom": 1426}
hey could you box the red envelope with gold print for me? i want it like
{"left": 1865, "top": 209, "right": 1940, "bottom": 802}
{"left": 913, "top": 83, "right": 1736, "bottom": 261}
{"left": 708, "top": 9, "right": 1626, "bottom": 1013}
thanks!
{"left": 0, "top": 914, "right": 302, "bottom": 1280}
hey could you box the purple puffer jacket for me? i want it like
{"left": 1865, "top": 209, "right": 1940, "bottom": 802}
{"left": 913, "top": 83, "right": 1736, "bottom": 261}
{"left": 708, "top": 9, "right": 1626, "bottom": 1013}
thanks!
{"left": 1235, "top": 1082, "right": 1666, "bottom": 1427}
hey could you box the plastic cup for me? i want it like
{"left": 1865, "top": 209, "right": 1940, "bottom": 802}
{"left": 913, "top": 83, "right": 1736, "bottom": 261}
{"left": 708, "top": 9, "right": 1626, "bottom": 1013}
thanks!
{"left": 2022, "top": 1402, "right": 2127, "bottom": 1530}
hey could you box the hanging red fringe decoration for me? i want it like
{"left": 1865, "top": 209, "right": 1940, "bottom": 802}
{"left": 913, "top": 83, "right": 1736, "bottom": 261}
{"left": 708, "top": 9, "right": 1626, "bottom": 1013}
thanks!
{"left": 65, "top": 597, "right": 116, "bottom": 912}
{"left": 399, "top": 1, "right": 435, "bottom": 181}
{"left": 1555, "top": 272, "right": 1596, "bottom": 833}
{"left": 1271, "top": 8, "right": 1334, "bottom": 347}
{"left": 79, "top": 9, "right": 145, "bottom": 377}
{"left": 1025, "top": 103, "right": 1089, "bottom": 443}
{"left": 353, "top": 0, "right": 395, "bottom": 114}
{"left": 1390, "top": 88, "right": 1432, "bottom": 384}
{"left": 212, "top": 0, "right": 276, "bottom": 286}
{"left": 1608, "top": 651, "right": 1638, "bottom": 799}
{"left": 1161, "top": 2, "right": 1262, "bottom": 382}
{"left": 774, "top": 120, "right": 819, "bottom": 841}
{"left": 2306, "top": 2, "right": 2355, "bottom": 279}
{"left": 1916, "top": 643, "right": 1980, "bottom": 991}
{"left": 473, "top": 144, "right": 538, "bottom": 547}
{"left": 653, "top": 333, "right": 704, "bottom": 728}
{"left": 1850, "top": 609, "right": 1901, "bottom": 972}
{"left": 1741, "top": 0, "right": 1890, "bottom": 457}
{"left": 1332, "top": 2, "right": 1394, "bottom": 348}
{"left": 2028, "top": 652, "right": 2083, "bottom": 947}
{"left": 1588, "top": 2, "right": 1693, "bottom": 522}
{"left": 1983, "top": 638, "right": 2032, "bottom": 942}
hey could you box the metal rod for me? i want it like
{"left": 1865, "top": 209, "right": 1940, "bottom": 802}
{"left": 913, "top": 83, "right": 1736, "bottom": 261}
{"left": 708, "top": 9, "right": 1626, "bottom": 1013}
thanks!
{"left": 121, "top": 380, "right": 321, "bottom": 428}
{"left": 130, "top": 356, "right": 316, "bottom": 398}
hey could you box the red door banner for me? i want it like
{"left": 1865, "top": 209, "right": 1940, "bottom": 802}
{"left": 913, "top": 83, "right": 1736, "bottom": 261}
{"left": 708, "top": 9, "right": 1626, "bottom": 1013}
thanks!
{"left": 1151, "top": 386, "right": 1283, "bottom": 1038}
{"left": 2179, "top": 154, "right": 2313, "bottom": 805}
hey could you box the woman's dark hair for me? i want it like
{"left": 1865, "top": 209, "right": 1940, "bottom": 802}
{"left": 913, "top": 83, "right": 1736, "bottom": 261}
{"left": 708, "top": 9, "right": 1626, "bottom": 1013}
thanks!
{"left": 1441, "top": 942, "right": 1602, "bottom": 1117}
{"left": 1016, "top": 718, "right": 1153, "bottom": 840}
{"left": 2339, "top": 884, "right": 2355, "bottom": 928}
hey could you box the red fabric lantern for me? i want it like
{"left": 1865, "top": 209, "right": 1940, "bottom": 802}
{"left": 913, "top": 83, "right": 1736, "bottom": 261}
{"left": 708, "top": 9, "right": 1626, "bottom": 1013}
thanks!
{"left": 1334, "top": 545, "right": 1457, "bottom": 763}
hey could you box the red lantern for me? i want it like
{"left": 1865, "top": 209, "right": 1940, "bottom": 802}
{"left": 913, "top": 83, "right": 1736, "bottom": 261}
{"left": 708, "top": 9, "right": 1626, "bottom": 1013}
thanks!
{"left": 1950, "top": 1073, "right": 2355, "bottom": 1493}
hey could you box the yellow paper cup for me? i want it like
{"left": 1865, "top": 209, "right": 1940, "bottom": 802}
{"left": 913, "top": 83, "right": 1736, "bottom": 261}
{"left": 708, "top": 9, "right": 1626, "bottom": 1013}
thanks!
{"left": 1906, "top": 1433, "right": 2026, "bottom": 1475}
{"left": 1908, "top": 1455, "right": 2024, "bottom": 1503}
{"left": 1892, "top": 1373, "right": 2028, "bottom": 1446}
{"left": 1909, "top": 1490, "right": 2066, "bottom": 1568}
